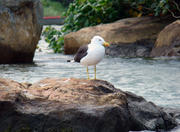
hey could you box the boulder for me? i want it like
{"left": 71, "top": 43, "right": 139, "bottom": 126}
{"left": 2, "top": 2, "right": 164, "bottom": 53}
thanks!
{"left": 163, "top": 108, "right": 180, "bottom": 124}
{"left": 150, "top": 20, "right": 180, "bottom": 57}
{"left": 64, "top": 16, "right": 174, "bottom": 57}
{"left": 0, "top": 0, "right": 43, "bottom": 64}
{"left": 0, "top": 78, "right": 178, "bottom": 132}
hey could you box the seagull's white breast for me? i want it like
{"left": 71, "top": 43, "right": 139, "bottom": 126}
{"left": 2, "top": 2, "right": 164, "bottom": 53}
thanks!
{"left": 80, "top": 44, "right": 105, "bottom": 66}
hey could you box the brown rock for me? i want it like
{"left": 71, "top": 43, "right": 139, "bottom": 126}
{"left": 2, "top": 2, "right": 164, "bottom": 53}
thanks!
{"left": 64, "top": 16, "right": 174, "bottom": 57}
{"left": 0, "top": 0, "right": 43, "bottom": 64}
{"left": 150, "top": 20, "right": 180, "bottom": 57}
{"left": 0, "top": 78, "right": 178, "bottom": 132}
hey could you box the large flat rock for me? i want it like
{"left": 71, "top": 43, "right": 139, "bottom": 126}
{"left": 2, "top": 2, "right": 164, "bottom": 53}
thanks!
{"left": 0, "top": 78, "right": 178, "bottom": 132}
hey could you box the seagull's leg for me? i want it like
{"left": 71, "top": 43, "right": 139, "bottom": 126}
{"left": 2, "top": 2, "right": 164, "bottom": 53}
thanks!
{"left": 86, "top": 66, "right": 90, "bottom": 80}
{"left": 94, "top": 65, "right": 96, "bottom": 80}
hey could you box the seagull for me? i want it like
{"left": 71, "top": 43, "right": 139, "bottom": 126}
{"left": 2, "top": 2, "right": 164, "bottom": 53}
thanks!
{"left": 68, "top": 36, "right": 110, "bottom": 79}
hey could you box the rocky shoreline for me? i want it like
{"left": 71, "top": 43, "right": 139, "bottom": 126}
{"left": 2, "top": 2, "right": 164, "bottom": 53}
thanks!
{"left": 0, "top": 78, "right": 179, "bottom": 132}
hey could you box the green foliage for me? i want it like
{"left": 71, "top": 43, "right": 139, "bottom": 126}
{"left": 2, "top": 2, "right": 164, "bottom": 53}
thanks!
{"left": 42, "top": 0, "right": 129, "bottom": 53}
{"left": 62, "top": 0, "right": 128, "bottom": 33}
{"left": 41, "top": 0, "right": 66, "bottom": 16}
{"left": 42, "top": 26, "right": 64, "bottom": 53}
{"left": 125, "top": 0, "right": 180, "bottom": 17}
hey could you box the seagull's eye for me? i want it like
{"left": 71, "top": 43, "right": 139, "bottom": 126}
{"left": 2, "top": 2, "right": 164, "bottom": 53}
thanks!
{"left": 98, "top": 39, "right": 101, "bottom": 41}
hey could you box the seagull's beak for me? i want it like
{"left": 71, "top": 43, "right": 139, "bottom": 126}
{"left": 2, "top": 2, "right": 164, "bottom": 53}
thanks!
{"left": 103, "top": 42, "right": 110, "bottom": 47}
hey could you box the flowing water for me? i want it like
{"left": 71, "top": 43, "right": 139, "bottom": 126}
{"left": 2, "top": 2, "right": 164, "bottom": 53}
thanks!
{"left": 0, "top": 26, "right": 180, "bottom": 132}
{"left": 1, "top": 49, "right": 180, "bottom": 109}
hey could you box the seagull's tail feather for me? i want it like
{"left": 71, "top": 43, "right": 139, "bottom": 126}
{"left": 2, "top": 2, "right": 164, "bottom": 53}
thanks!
{"left": 67, "top": 59, "right": 75, "bottom": 63}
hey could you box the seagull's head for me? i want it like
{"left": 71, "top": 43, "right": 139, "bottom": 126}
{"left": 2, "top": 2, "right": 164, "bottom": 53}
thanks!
{"left": 91, "top": 36, "right": 110, "bottom": 47}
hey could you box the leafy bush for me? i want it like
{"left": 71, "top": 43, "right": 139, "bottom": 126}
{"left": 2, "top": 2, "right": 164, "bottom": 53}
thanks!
{"left": 62, "top": 0, "right": 128, "bottom": 33}
{"left": 125, "top": 0, "right": 180, "bottom": 18}
{"left": 42, "top": 0, "right": 129, "bottom": 53}
{"left": 42, "top": 26, "right": 64, "bottom": 53}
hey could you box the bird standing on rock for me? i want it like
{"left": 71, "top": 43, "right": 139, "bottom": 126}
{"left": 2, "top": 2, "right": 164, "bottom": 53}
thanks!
{"left": 68, "top": 36, "right": 110, "bottom": 80}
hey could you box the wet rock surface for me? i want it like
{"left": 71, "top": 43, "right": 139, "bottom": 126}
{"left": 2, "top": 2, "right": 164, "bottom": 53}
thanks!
{"left": 0, "top": 0, "right": 43, "bottom": 64}
{"left": 0, "top": 78, "right": 178, "bottom": 132}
